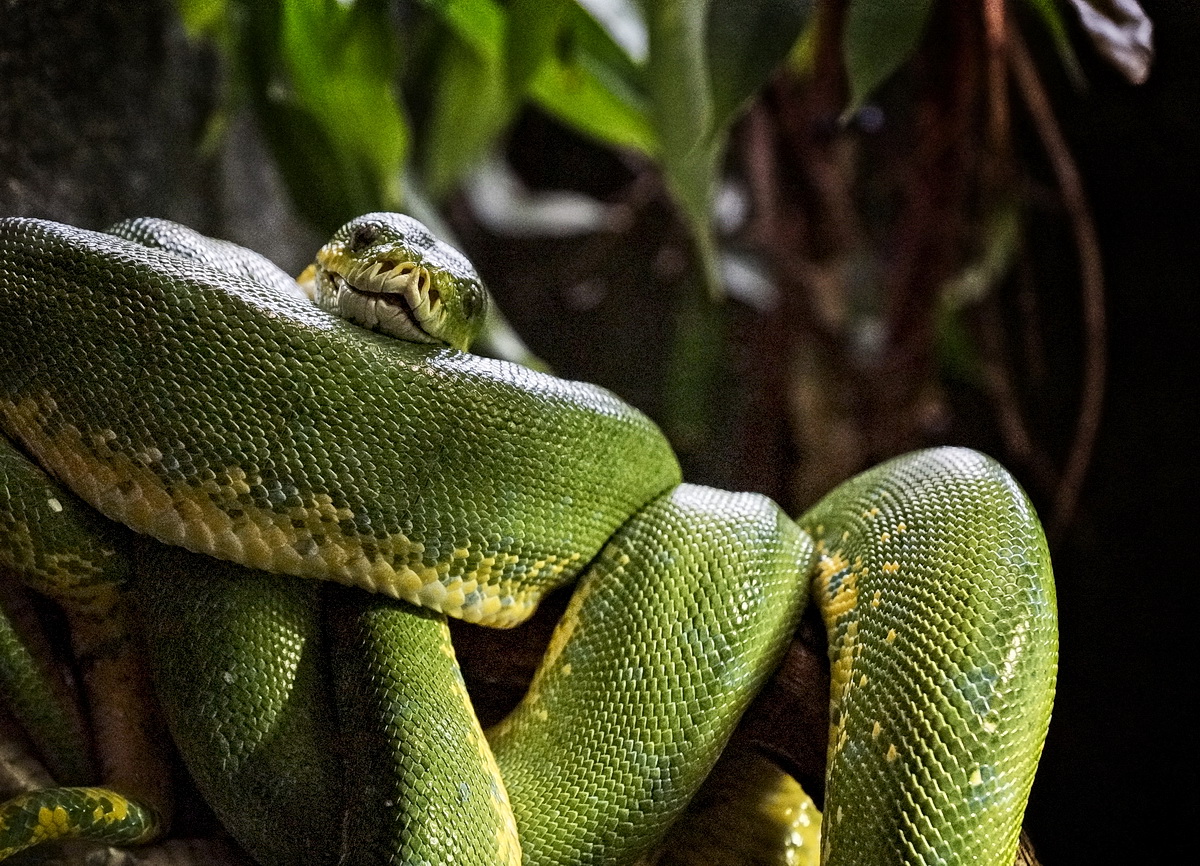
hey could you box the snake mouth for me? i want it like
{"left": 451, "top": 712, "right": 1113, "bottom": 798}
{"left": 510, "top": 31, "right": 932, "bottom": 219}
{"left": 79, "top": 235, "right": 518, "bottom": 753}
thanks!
{"left": 328, "top": 262, "right": 442, "bottom": 345}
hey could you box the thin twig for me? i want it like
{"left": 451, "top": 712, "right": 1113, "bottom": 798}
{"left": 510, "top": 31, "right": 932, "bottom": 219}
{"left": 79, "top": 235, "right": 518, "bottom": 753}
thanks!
{"left": 1009, "top": 30, "right": 1107, "bottom": 540}
{"left": 984, "top": 0, "right": 1010, "bottom": 153}
{"left": 976, "top": 297, "right": 1061, "bottom": 496}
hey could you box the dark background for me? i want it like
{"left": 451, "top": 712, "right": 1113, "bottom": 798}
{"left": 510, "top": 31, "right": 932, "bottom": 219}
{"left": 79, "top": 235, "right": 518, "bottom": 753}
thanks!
{"left": 2, "top": 2, "right": 1196, "bottom": 864}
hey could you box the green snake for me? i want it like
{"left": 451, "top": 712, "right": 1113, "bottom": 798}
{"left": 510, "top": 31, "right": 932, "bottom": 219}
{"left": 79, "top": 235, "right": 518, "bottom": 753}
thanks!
{"left": 0, "top": 214, "right": 1058, "bottom": 865}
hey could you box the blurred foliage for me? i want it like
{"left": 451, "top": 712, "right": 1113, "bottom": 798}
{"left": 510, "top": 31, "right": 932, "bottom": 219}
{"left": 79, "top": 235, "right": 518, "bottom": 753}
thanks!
{"left": 178, "top": 0, "right": 814, "bottom": 283}
{"left": 176, "top": 0, "right": 1148, "bottom": 250}
{"left": 177, "top": 0, "right": 1151, "bottom": 512}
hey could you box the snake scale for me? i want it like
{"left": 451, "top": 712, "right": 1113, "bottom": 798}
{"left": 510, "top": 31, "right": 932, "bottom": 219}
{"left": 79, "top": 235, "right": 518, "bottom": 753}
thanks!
{"left": 0, "top": 214, "right": 1057, "bottom": 865}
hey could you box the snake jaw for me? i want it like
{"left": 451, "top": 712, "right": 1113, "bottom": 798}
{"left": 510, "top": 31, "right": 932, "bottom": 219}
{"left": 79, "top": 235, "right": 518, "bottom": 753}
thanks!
{"left": 327, "top": 267, "right": 443, "bottom": 345}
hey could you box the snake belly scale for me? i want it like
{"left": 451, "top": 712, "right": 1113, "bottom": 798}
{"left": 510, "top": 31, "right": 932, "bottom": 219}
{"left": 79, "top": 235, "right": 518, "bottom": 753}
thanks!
{"left": 0, "top": 215, "right": 1057, "bottom": 865}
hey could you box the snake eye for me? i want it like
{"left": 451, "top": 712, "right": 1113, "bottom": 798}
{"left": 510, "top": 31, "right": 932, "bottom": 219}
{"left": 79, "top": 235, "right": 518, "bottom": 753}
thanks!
{"left": 349, "top": 223, "right": 379, "bottom": 252}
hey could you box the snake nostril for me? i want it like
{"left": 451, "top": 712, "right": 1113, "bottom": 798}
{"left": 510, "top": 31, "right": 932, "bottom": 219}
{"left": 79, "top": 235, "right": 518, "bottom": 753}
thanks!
{"left": 427, "top": 287, "right": 440, "bottom": 305}
{"left": 377, "top": 260, "right": 396, "bottom": 273}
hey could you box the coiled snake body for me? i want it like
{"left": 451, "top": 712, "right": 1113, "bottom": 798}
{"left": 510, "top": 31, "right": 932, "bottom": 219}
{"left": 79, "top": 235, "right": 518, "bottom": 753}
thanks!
{"left": 0, "top": 215, "right": 1056, "bottom": 864}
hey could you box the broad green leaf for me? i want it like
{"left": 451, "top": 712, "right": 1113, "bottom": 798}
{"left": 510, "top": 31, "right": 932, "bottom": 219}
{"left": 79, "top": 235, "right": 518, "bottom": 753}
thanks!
{"left": 258, "top": 101, "right": 374, "bottom": 231}
{"left": 842, "top": 0, "right": 934, "bottom": 118}
{"left": 643, "top": 0, "right": 720, "bottom": 293}
{"left": 507, "top": 0, "right": 569, "bottom": 95}
{"left": 424, "top": 34, "right": 512, "bottom": 200}
{"left": 705, "top": 0, "right": 814, "bottom": 132}
{"left": 529, "top": 56, "right": 657, "bottom": 155}
{"left": 512, "top": 0, "right": 656, "bottom": 154}
{"left": 417, "top": 0, "right": 506, "bottom": 61}
{"left": 227, "top": 0, "right": 407, "bottom": 232}
{"left": 646, "top": 0, "right": 711, "bottom": 174}
{"left": 1066, "top": 0, "right": 1153, "bottom": 84}
{"left": 276, "top": 0, "right": 407, "bottom": 221}
{"left": 646, "top": 0, "right": 815, "bottom": 296}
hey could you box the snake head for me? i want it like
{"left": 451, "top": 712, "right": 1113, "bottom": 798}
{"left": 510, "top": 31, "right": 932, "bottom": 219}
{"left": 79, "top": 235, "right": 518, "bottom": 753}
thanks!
{"left": 304, "top": 213, "right": 489, "bottom": 352}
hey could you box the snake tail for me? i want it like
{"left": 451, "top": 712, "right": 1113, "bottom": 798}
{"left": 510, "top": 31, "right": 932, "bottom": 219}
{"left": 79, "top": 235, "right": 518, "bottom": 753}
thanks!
{"left": 0, "top": 785, "right": 158, "bottom": 859}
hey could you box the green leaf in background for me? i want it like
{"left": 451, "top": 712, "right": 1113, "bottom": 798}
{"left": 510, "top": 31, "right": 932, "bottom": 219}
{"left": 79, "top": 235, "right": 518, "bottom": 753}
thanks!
{"left": 231, "top": 0, "right": 408, "bottom": 232}
{"left": 285, "top": 2, "right": 406, "bottom": 204}
{"left": 705, "top": 0, "right": 814, "bottom": 132}
{"left": 423, "top": 31, "right": 512, "bottom": 201}
{"left": 645, "top": 0, "right": 712, "bottom": 175}
{"left": 509, "top": 0, "right": 656, "bottom": 155}
{"left": 842, "top": 0, "right": 935, "bottom": 119}
{"left": 528, "top": 56, "right": 658, "bottom": 156}
{"left": 417, "top": 0, "right": 505, "bottom": 62}
{"left": 636, "top": 1, "right": 729, "bottom": 445}
{"left": 413, "top": 0, "right": 516, "bottom": 199}
{"left": 643, "top": 0, "right": 720, "bottom": 295}
{"left": 506, "top": 0, "right": 569, "bottom": 96}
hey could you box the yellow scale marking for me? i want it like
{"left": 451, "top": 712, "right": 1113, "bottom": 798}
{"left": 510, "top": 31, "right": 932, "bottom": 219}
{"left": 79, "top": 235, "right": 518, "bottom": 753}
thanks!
{"left": 2, "top": 394, "right": 553, "bottom": 627}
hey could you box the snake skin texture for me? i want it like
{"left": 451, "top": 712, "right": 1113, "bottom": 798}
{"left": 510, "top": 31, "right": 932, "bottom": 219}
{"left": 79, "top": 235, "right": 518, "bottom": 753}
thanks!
{"left": 0, "top": 218, "right": 680, "bottom": 626}
{"left": 799, "top": 450, "right": 1056, "bottom": 865}
{"left": 0, "top": 216, "right": 1057, "bottom": 865}
{"left": 491, "top": 485, "right": 812, "bottom": 863}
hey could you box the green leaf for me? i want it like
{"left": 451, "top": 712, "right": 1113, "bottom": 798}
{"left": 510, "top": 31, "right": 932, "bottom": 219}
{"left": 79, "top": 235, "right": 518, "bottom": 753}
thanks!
{"left": 506, "top": 0, "right": 570, "bottom": 95}
{"left": 222, "top": 0, "right": 409, "bottom": 232}
{"left": 842, "top": 0, "right": 934, "bottom": 118}
{"left": 528, "top": 56, "right": 657, "bottom": 155}
{"left": 643, "top": 0, "right": 721, "bottom": 294}
{"left": 641, "top": 0, "right": 813, "bottom": 296}
{"left": 513, "top": 1, "right": 656, "bottom": 155}
{"left": 273, "top": 0, "right": 408, "bottom": 224}
{"left": 417, "top": 0, "right": 506, "bottom": 61}
{"left": 423, "top": 34, "right": 512, "bottom": 200}
{"left": 646, "top": 0, "right": 712, "bottom": 173}
{"left": 705, "top": 0, "right": 814, "bottom": 132}
{"left": 258, "top": 101, "right": 373, "bottom": 231}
